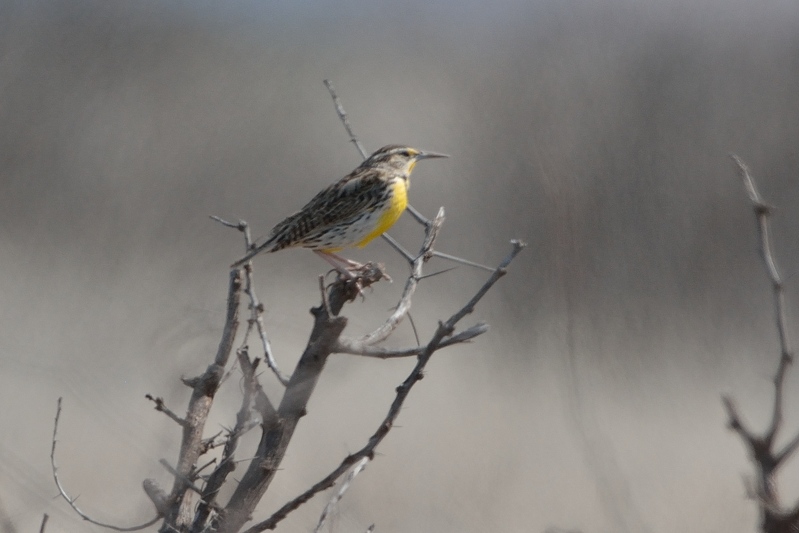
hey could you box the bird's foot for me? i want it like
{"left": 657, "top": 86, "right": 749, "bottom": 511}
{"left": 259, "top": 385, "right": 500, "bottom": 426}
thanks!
{"left": 325, "top": 261, "right": 391, "bottom": 301}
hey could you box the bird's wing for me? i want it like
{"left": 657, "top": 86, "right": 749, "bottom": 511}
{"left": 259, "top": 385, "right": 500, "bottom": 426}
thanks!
{"left": 265, "top": 169, "right": 385, "bottom": 250}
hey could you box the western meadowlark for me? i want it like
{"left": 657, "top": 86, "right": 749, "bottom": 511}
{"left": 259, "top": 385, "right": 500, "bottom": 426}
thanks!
{"left": 231, "top": 145, "right": 448, "bottom": 275}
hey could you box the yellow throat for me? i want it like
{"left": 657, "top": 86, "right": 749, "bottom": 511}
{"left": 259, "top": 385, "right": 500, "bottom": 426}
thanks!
{"left": 356, "top": 178, "right": 408, "bottom": 248}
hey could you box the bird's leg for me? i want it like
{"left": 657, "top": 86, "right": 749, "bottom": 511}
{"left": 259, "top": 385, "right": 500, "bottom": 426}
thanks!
{"left": 314, "top": 251, "right": 391, "bottom": 295}
{"left": 314, "top": 251, "right": 359, "bottom": 279}
{"left": 326, "top": 252, "right": 365, "bottom": 269}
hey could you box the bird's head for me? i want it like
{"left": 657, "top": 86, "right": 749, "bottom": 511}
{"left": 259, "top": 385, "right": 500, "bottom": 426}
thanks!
{"left": 364, "top": 145, "right": 449, "bottom": 175}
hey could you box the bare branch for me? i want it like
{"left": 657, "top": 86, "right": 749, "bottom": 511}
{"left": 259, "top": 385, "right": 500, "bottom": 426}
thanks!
{"left": 160, "top": 269, "right": 242, "bottom": 530}
{"left": 404, "top": 204, "right": 431, "bottom": 226}
{"left": 211, "top": 216, "right": 251, "bottom": 242}
{"left": 243, "top": 240, "right": 524, "bottom": 533}
{"left": 192, "top": 350, "right": 266, "bottom": 530}
{"left": 242, "top": 261, "right": 290, "bottom": 386}
{"left": 725, "top": 156, "right": 799, "bottom": 531}
{"left": 158, "top": 460, "right": 205, "bottom": 496}
{"left": 145, "top": 394, "right": 186, "bottom": 426}
{"left": 379, "top": 233, "right": 414, "bottom": 263}
{"left": 218, "top": 296, "right": 349, "bottom": 533}
{"left": 722, "top": 396, "right": 751, "bottom": 438}
{"left": 774, "top": 429, "right": 799, "bottom": 467}
{"left": 38, "top": 514, "right": 48, "bottom": 533}
{"left": 313, "top": 457, "right": 370, "bottom": 533}
{"left": 446, "top": 240, "right": 525, "bottom": 326}
{"left": 324, "top": 80, "right": 368, "bottom": 159}
{"left": 335, "top": 322, "right": 489, "bottom": 358}
{"left": 731, "top": 155, "right": 794, "bottom": 442}
{"left": 215, "top": 215, "right": 289, "bottom": 386}
{"left": 430, "top": 250, "right": 495, "bottom": 272}
{"left": 50, "top": 398, "right": 161, "bottom": 532}
{"left": 346, "top": 207, "right": 445, "bottom": 349}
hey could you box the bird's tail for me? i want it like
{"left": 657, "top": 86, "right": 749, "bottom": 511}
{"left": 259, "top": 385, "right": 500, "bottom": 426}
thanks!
{"left": 230, "top": 238, "right": 276, "bottom": 269}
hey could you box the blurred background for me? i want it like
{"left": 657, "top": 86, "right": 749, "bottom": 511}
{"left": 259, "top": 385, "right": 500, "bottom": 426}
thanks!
{"left": 1, "top": 0, "right": 799, "bottom": 531}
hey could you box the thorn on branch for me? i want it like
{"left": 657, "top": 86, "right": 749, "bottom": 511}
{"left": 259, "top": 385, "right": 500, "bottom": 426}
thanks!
{"left": 159, "top": 459, "right": 205, "bottom": 496}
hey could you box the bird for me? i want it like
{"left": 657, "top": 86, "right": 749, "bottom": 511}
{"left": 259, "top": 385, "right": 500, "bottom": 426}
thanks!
{"left": 231, "top": 145, "right": 448, "bottom": 275}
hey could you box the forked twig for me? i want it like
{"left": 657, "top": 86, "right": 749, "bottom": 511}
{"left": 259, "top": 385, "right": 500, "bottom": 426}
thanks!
{"left": 212, "top": 215, "right": 289, "bottom": 386}
{"left": 723, "top": 155, "right": 799, "bottom": 532}
{"left": 50, "top": 398, "right": 161, "bottom": 532}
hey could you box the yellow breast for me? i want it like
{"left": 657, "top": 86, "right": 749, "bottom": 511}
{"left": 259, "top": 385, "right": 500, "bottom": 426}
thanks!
{"left": 356, "top": 179, "right": 408, "bottom": 248}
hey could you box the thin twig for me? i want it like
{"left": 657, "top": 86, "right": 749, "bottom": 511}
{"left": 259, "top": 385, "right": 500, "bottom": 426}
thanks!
{"left": 50, "top": 398, "right": 161, "bottom": 531}
{"left": 243, "top": 264, "right": 290, "bottom": 386}
{"left": 38, "top": 514, "right": 48, "bottom": 533}
{"left": 431, "top": 250, "right": 495, "bottom": 272}
{"left": 214, "top": 215, "right": 289, "bottom": 386}
{"left": 379, "top": 233, "right": 415, "bottom": 263}
{"left": 161, "top": 269, "right": 242, "bottom": 530}
{"left": 145, "top": 395, "right": 186, "bottom": 426}
{"left": 733, "top": 156, "right": 793, "bottom": 449}
{"left": 158, "top": 460, "right": 205, "bottom": 496}
{"left": 313, "top": 457, "right": 370, "bottom": 533}
{"left": 323, "top": 80, "right": 367, "bottom": 159}
{"left": 407, "top": 311, "right": 421, "bottom": 346}
{"left": 346, "top": 208, "right": 446, "bottom": 349}
{"left": 193, "top": 349, "right": 267, "bottom": 531}
{"left": 404, "top": 204, "right": 431, "bottom": 226}
{"left": 334, "top": 323, "right": 489, "bottom": 358}
{"left": 417, "top": 267, "right": 458, "bottom": 281}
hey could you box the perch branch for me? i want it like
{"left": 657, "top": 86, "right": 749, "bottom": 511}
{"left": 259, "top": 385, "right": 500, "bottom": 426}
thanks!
{"left": 216, "top": 286, "right": 350, "bottom": 533}
{"left": 243, "top": 240, "right": 525, "bottom": 533}
{"left": 324, "top": 78, "right": 489, "bottom": 272}
{"left": 343, "top": 207, "right": 445, "bottom": 350}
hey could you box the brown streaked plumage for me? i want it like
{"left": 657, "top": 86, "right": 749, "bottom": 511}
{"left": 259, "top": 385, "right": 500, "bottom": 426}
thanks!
{"left": 231, "top": 145, "right": 448, "bottom": 272}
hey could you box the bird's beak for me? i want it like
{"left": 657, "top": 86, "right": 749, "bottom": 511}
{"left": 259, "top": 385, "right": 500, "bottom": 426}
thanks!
{"left": 416, "top": 150, "right": 449, "bottom": 160}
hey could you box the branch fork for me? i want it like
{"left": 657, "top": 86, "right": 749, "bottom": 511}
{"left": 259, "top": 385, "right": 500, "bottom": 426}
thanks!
{"left": 724, "top": 155, "right": 799, "bottom": 533}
